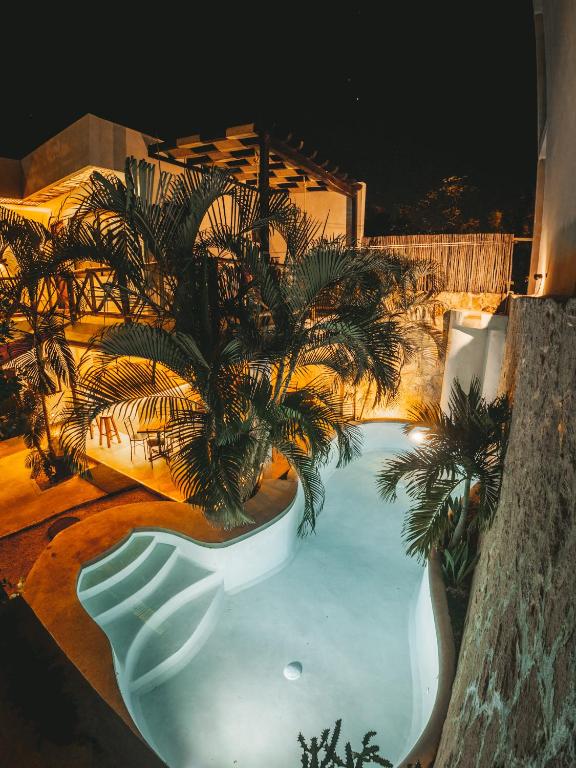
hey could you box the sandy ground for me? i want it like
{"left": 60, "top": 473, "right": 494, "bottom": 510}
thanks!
{"left": 0, "top": 488, "right": 160, "bottom": 595}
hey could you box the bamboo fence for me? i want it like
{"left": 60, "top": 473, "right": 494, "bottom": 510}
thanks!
{"left": 364, "top": 233, "right": 514, "bottom": 294}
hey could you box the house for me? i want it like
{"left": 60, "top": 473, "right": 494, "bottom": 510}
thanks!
{"left": 0, "top": 113, "right": 366, "bottom": 255}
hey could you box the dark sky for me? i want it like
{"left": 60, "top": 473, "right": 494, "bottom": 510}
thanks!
{"left": 3, "top": 2, "right": 536, "bottom": 230}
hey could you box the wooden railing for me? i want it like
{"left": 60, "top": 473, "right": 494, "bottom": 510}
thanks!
{"left": 1, "top": 268, "right": 150, "bottom": 322}
{"left": 3, "top": 234, "right": 511, "bottom": 329}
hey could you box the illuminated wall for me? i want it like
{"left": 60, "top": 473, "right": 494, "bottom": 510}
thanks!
{"left": 529, "top": 0, "right": 576, "bottom": 297}
{"left": 1, "top": 115, "right": 355, "bottom": 247}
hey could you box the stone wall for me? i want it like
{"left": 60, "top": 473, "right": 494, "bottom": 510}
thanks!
{"left": 434, "top": 297, "right": 576, "bottom": 767}
{"left": 356, "top": 292, "right": 505, "bottom": 419}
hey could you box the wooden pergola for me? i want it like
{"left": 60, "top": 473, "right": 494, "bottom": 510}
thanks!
{"left": 148, "top": 123, "right": 358, "bottom": 195}
{"left": 149, "top": 123, "right": 363, "bottom": 248}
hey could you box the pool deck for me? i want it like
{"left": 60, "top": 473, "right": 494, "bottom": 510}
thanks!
{"left": 0, "top": 438, "right": 107, "bottom": 537}
{"left": 85, "top": 428, "right": 185, "bottom": 501}
{"left": 24, "top": 475, "right": 297, "bottom": 735}
{"left": 84, "top": 428, "right": 292, "bottom": 502}
{"left": 22, "top": 424, "right": 455, "bottom": 767}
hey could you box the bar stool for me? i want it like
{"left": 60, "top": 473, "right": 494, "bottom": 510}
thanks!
{"left": 98, "top": 415, "right": 121, "bottom": 448}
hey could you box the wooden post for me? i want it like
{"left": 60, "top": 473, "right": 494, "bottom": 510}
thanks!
{"left": 258, "top": 131, "right": 270, "bottom": 258}
{"left": 346, "top": 192, "right": 358, "bottom": 246}
{"left": 65, "top": 276, "right": 77, "bottom": 322}
{"left": 89, "top": 271, "right": 97, "bottom": 312}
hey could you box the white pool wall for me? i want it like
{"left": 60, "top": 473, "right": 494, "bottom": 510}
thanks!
{"left": 398, "top": 562, "right": 439, "bottom": 765}
{"left": 78, "top": 421, "right": 441, "bottom": 767}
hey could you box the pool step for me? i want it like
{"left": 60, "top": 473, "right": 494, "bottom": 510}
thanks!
{"left": 95, "top": 560, "right": 219, "bottom": 666}
{"left": 78, "top": 535, "right": 155, "bottom": 597}
{"left": 82, "top": 543, "right": 177, "bottom": 619}
{"left": 127, "top": 577, "right": 224, "bottom": 695}
{"left": 77, "top": 532, "right": 226, "bottom": 695}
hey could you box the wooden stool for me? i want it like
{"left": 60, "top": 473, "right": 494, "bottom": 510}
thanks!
{"left": 98, "top": 416, "right": 121, "bottom": 448}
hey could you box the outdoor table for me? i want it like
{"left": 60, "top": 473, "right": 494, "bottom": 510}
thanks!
{"left": 136, "top": 420, "right": 168, "bottom": 463}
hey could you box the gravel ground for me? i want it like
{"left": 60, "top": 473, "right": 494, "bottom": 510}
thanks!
{"left": 0, "top": 488, "right": 161, "bottom": 595}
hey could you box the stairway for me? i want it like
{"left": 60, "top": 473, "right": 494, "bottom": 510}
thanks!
{"left": 77, "top": 533, "right": 224, "bottom": 698}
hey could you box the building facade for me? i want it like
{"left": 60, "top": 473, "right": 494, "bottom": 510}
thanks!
{"left": 529, "top": 0, "right": 576, "bottom": 296}
{"left": 0, "top": 114, "right": 366, "bottom": 252}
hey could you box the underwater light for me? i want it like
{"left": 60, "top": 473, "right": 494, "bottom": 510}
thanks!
{"left": 408, "top": 427, "right": 429, "bottom": 445}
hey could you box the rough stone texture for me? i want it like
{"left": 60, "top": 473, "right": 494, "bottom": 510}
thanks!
{"left": 435, "top": 291, "right": 505, "bottom": 314}
{"left": 358, "top": 291, "right": 504, "bottom": 419}
{"left": 435, "top": 297, "right": 576, "bottom": 767}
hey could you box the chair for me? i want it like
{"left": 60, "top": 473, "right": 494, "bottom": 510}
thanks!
{"left": 98, "top": 415, "right": 121, "bottom": 448}
{"left": 146, "top": 432, "right": 166, "bottom": 464}
{"left": 124, "top": 419, "right": 148, "bottom": 463}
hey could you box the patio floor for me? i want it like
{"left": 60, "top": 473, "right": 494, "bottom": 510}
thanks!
{"left": 85, "top": 428, "right": 292, "bottom": 503}
{"left": 0, "top": 438, "right": 107, "bottom": 538}
{"left": 85, "top": 429, "right": 184, "bottom": 501}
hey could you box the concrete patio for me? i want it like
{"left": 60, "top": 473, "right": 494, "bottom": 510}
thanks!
{"left": 85, "top": 427, "right": 184, "bottom": 502}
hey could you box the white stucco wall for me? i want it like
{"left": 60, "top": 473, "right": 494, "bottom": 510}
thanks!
{"left": 529, "top": 0, "right": 576, "bottom": 296}
{"left": 289, "top": 188, "right": 349, "bottom": 241}
{"left": 440, "top": 310, "right": 508, "bottom": 409}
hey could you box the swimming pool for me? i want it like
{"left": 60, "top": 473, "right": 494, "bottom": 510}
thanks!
{"left": 77, "top": 422, "right": 439, "bottom": 767}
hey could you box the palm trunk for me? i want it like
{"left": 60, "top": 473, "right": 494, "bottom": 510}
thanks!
{"left": 241, "top": 431, "right": 271, "bottom": 502}
{"left": 40, "top": 393, "right": 58, "bottom": 459}
{"left": 34, "top": 339, "right": 58, "bottom": 459}
{"left": 451, "top": 475, "right": 472, "bottom": 547}
{"left": 118, "top": 272, "right": 132, "bottom": 323}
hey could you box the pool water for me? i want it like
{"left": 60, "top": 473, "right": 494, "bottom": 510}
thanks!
{"left": 77, "top": 422, "right": 438, "bottom": 767}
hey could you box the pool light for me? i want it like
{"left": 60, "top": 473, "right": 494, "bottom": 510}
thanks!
{"left": 409, "top": 427, "right": 429, "bottom": 445}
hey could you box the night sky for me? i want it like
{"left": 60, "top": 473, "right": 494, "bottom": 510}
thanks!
{"left": 2, "top": 2, "right": 536, "bottom": 233}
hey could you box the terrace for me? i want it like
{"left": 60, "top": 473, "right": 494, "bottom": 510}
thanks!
{"left": 0, "top": 145, "right": 462, "bottom": 767}
{"left": 1, "top": 6, "right": 575, "bottom": 761}
{"left": 0, "top": 133, "right": 514, "bottom": 765}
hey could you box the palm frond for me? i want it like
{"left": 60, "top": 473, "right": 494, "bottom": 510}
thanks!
{"left": 402, "top": 483, "right": 461, "bottom": 561}
{"left": 380, "top": 377, "right": 511, "bottom": 558}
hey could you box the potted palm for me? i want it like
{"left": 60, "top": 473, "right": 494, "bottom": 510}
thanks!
{"left": 61, "top": 160, "right": 443, "bottom": 531}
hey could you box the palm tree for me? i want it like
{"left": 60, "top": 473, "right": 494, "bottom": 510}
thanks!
{"left": 377, "top": 378, "right": 510, "bottom": 560}
{"left": 65, "top": 158, "right": 302, "bottom": 329}
{"left": 0, "top": 207, "right": 76, "bottom": 479}
{"left": 61, "top": 160, "right": 443, "bottom": 531}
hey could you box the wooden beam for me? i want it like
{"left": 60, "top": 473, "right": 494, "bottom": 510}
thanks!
{"left": 147, "top": 151, "right": 188, "bottom": 169}
{"left": 258, "top": 131, "right": 270, "bottom": 257}
{"left": 270, "top": 137, "right": 357, "bottom": 197}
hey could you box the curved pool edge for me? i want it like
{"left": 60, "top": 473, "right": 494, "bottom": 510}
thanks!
{"left": 22, "top": 474, "right": 298, "bottom": 739}
{"left": 24, "top": 421, "right": 452, "bottom": 766}
{"left": 399, "top": 551, "right": 456, "bottom": 768}
{"left": 77, "top": 485, "right": 301, "bottom": 596}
